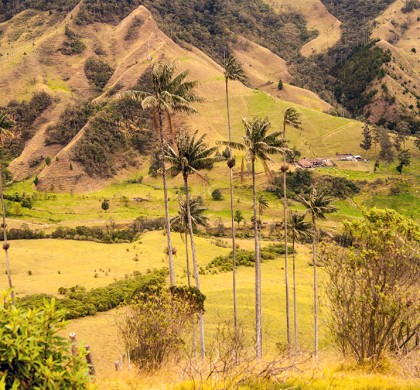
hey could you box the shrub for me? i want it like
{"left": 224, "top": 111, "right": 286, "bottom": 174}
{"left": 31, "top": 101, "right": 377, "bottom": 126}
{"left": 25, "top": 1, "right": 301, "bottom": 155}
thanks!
{"left": 277, "top": 79, "right": 283, "bottom": 90}
{"left": 0, "top": 293, "right": 90, "bottom": 388}
{"left": 211, "top": 188, "right": 222, "bottom": 201}
{"left": 323, "top": 209, "right": 420, "bottom": 364}
{"left": 117, "top": 285, "right": 203, "bottom": 370}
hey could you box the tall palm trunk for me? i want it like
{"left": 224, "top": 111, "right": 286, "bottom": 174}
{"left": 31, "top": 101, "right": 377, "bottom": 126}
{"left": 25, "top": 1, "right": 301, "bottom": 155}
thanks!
{"left": 283, "top": 164, "right": 291, "bottom": 347}
{"left": 252, "top": 159, "right": 262, "bottom": 358}
{"left": 0, "top": 171, "right": 14, "bottom": 304}
{"left": 158, "top": 111, "right": 175, "bottom": 285}
{"left": 225, "top": 78, "right": 238, "bottom": 327}
{"left": 292, "top": 236, "right": 298, "bottom": 349}
{"left": 312, "top": 214, "right": 318, "bottom": 357}
{"left": 184, "top": 232, "right": 191, "bottom": 288}
{"left": 183, "top": 174, "right": 205, "bottom": 359}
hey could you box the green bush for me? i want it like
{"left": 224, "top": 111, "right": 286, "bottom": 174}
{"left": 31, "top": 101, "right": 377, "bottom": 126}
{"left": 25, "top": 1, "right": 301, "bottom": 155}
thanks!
{"left": 0, "top": 293, "right": 91, "bottom": 388}
{"left": 211, "top": 189, "right": 222, "bottom": 201}
{"left": 277, "top": 79, "right": 283, "bottom": 90}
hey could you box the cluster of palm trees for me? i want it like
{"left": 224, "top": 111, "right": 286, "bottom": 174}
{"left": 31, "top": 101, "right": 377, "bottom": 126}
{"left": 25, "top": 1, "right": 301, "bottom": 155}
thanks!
{"left": 122, "top": 57, "right": 337, "bottom": 359}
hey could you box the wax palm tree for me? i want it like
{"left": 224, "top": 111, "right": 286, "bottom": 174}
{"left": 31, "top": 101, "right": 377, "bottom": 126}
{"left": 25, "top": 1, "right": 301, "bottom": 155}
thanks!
{"left": 166, "top": 129, "right": 217, "bottom": 359}
{"left": 281, "top": 107, "right": 302, "bottom": 347}
{"left": 282, "top": 108, "right": 302, "bottom": 141}
{"left": 288, "top": 212, "right": 312, "bottom": 349}
{"left": 218, "top": 117, "right": 285, "bottom": 358}
{"left": 223, "top": 54, "right": 246, "bottom": 327}
{"left": 171, "top": 196, "right": 208, "bottom": 288}
{"left": 123, "top": 62, "right": 201, "bottom": 286}
{"left": 298, "top": 187, "right": 337, "bottom": 357}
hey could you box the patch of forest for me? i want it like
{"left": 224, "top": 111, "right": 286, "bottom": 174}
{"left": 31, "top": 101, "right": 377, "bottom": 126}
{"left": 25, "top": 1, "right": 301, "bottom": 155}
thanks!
{"left": 141, "top": 0, "right": 317, "bottom": 62}
{"left": 0, "top": 0, "right": 79, "bottom": 23}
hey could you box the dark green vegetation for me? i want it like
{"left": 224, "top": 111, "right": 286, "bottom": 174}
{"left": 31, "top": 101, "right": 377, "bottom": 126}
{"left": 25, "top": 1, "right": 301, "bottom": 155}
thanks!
{"left": 19, "top": 270, "right": 166, "bottom": 319}
{"left": 0, "top": 92, "right": 53, "bottom": 163}
{"left": 142, "top": 0, "right": 316, "bottom": 62}
{"left": 206, "top": 245, "right": 293, "bottom": 274}
{"left": 72, "top": 97, "right": 153, "bottom": 177}
{"left": 45, "top": 101, "right": 95, "bottom": 146}
{"left": 332, "top": 41, "right": 391, "bottom": 115}
{"left": 84, "top": 57, "right": 114, "bottom": 91}
{"left": 0, "top": 0, "right": 79, "bottom": 22}
{"left": 269, "top": 170, "right": 361, "bottom": 200}
{"left": 75, "top": 0, "right": 141, "bottom": 25}
{"left": 0, "top": 294, "right": 90, "bottom": 388}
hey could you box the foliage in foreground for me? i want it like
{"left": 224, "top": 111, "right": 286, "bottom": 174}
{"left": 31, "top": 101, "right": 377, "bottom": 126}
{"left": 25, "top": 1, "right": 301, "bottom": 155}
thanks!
{"left": 323, "top": 209, "right": 420, "bottom": 364}
{"left": 0, "top": 291, "right": 90, "bottom": 389}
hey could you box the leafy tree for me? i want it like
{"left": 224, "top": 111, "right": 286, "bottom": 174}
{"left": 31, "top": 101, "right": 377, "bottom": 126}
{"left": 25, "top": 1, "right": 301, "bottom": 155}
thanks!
{"left": 234, "top": 210, "right": 244, "bottom": 227}
{"left": 288, "top": 212, "right": 311, "bottom": 350}
{"left": 360, "top": 124, "right": 372, "bottom": 158}
{"left": 323, "top": 209, "right": 420, "bottom": 364}
{"left": 379, "top": 129, "right": 394, "bottom": 171}
{"left": 123, "top": 62, "right": 200, "bottom": 286}
{"left": 218, "top": 117, "right": 284, "bottom": 358}
{"left": 281, "top": 107, "right": 302, "bottom": 347}
{"left": 396, "top": 149, "right": 411, "bottom": 174}
{"left": 277, "top": 79, "right": 284, "bottom": 90}
{"left": 165, "top": 129, "right": 217, "bottom": 359}
{"left": 223, "top": 54, "right": 246, "bottom": 328}
{"left": 0, "top": 293, "right": 90, "bottom": 388}
{"left": 298, "top": 187, "right": 337, "bottom": 357}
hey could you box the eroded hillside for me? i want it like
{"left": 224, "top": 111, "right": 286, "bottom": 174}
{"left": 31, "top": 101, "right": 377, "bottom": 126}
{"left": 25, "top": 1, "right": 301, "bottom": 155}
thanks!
{"left": 0, "top": 2, "right": 350, "bottom": 192}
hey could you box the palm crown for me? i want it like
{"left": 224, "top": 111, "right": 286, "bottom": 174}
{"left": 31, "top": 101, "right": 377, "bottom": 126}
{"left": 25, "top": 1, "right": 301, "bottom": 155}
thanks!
{"left": 165, "top": 129, "right": 217, "bottom": 179}
{"left": 298, "top": 187, "right": 338, "bottom": 220}
{"left": 223, "top": 55, "right": 246, "bottom": 83}
{"left": 219, "top": 117, "right": 285, "bottom": 167}
{"left": 172, "top": 196, "right": 208, "bottom": 233}
{"left": 288, "top": 212, "right": 311, "bottom": 241}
